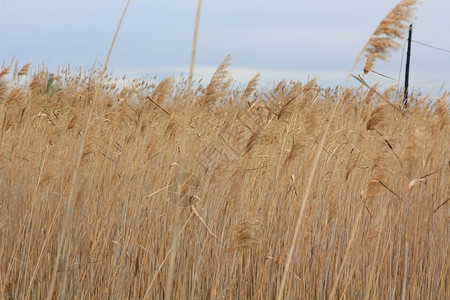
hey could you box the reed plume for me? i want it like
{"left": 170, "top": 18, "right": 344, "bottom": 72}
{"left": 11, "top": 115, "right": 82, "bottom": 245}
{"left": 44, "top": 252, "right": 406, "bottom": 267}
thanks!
{"left": 0, "top": 65, "right": 11, "bottom": 78}
{"left": 229, "top": 216, "right": 263, "bottom": 252}
{"left": 241, "top": 73, "right": 260, "bottom": 102}
{"left": 201, "top": 55, "right": 231, "bottom": 106}
{"left": 363, "top": 0, "right": 418, "bottom": 74}
{"left": 366, "top": 104, "right": 389, "bottom": 131}
{"left": 18, "top": 63, "right": 31, "bottom": 77}
{"left": 150, "top": 76, "right": 174, "bottom": 103}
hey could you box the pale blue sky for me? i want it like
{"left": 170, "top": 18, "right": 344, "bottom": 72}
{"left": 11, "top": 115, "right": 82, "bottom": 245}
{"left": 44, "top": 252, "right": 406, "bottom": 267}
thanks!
{"left": 1, "top": 0, "right": 449, "bottom": 93}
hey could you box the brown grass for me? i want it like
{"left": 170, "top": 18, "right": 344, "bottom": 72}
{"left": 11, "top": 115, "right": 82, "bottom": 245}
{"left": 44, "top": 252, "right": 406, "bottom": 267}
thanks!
{"left": 0, "top": 60, "right": 448, "bottom": 299}
{"left": 1, "top": 0, "right": 448, "bottom": 298}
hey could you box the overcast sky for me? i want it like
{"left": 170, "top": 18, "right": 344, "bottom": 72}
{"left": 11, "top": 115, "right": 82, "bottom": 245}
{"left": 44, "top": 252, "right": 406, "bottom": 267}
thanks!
{"left": 1, "top": 0, "right": 449, "bottom": 93}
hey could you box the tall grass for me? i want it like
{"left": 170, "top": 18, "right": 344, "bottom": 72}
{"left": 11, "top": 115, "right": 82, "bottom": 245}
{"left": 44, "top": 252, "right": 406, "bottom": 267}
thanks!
{"left": 0, "top": 60, "right": 448, "bottom": 298}
{"left": 1, "top": 0, "right": 448, "bottom": 298}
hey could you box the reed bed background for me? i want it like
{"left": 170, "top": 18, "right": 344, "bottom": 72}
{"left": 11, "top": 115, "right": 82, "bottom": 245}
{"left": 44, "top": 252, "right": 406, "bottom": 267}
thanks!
{"left": 1, "top": 0, "right": 449, "bottom": 298}
{"left": 0, "top": 59, "right": 448, "bottom": 298}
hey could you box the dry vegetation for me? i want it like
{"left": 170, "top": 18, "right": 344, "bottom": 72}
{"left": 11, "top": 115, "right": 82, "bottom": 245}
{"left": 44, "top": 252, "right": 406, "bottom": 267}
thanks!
{"left": 1, "top": 0, "right": 449, "bottom": 298}
{"left": 0, "top": 59, "right": 448, "bottom": 299}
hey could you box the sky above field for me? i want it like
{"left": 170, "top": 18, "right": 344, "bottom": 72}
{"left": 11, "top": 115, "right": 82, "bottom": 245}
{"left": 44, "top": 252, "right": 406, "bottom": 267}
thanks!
{"left": 1, "top": 0, "right": 449, "bottom": 93}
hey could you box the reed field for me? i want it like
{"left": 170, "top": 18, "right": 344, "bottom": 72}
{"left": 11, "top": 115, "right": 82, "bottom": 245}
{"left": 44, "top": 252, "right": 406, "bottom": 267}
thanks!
{"left": 0, "top": 0, "right": 449, "bottom": 299}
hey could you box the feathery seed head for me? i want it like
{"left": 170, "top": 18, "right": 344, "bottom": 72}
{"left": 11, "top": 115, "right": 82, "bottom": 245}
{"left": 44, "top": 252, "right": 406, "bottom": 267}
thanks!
{"left": 363, "top": 0, "right": 418, "bottom": 74}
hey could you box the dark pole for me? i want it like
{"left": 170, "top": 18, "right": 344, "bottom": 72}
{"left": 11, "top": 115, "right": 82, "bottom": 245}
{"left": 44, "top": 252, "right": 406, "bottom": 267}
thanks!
{"left": 403, "top": 24, "right": 413, "bottom": 108}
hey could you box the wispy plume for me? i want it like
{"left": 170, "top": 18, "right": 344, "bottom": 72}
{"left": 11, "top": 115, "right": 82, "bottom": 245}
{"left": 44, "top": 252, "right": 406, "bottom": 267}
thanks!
{"left": 201, "top": 55, "right": 231, "bottom": 106}
{"left": 363, "top": 0, "right": 418, "bottom": 74}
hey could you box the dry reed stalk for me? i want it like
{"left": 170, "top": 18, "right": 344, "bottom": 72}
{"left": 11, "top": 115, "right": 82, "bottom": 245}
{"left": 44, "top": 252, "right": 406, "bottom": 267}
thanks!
{"left": 164, "top": 204, "right": 182, "bottom": 300}
{"left": 401, "top": 238, "right": 409, "bottom": 300}
{"left": 352, "top": 75, "right": 401, "bottom": 110}
{"left": 188, "top": 0, "right": 203, "bottom": 90}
